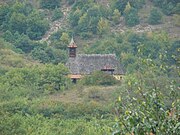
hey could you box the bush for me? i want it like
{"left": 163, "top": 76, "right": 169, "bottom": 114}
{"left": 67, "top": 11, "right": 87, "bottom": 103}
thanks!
{"left": 148, "top": 8, "right": 162, "bottom": 25}
{"left": 52, "top": 8, "right": 63, "bottom": 21}
{"left": 14, "top": 34, "right": 35, "bottom": 53}
{"left": 30, "top": 46, "right": 68, "bottom": 64}
{"left": 124, "top": 8, "right": 140, "bottom": 27}
{"left": 112, "top": 9, "right": 121, "bottom": 24}
{"left": 40, "top": 0, "right": 61, "bottom": 9}
{"left": 152, "top": 0, "right": 179, "bottom": 15}
{"left": 0, "top": 2, "right": 49, "bottom": 40}
{"left": 81, "top": 71, "right": 119, "bottom": 86}
{"left": 112, "top": 56, "right": 180, "bottom": 134}
{"left": 0, "top": 64, "right": 70, "bottom": 94}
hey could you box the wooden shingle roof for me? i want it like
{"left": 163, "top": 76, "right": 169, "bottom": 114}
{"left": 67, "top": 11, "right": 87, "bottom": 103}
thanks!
{"left": 66, "top": 54, "right": 124, "bottom": 75}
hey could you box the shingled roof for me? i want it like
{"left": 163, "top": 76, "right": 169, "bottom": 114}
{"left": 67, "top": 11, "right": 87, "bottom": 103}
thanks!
{"left": 66, "top": 54, "right": 124, "bottom": 75}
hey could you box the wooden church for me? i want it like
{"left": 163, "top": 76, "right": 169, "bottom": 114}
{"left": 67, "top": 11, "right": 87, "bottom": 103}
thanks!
{"left": 66, "top": 38, "right": 124, "bottom": 83}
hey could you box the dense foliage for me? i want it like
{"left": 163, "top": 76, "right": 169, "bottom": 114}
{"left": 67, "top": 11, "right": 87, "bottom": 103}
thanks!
{"left": 68, "top": 0, "right": 145, "bottom": 37}
{"left": 80, "top": 71, "right": 119, "bottom": 86}
{"left": 85, "top": 31, "right": 179, "bottom": 74}
{"left": 52, "top": 8, "right": 63, "bottom": 21}
{"left": 152, "top": 0, "right": 180, "bottom": 15}
{"left": 124, "top": 8, "right": 140, "bottom": 27}
{"left": 1, "top": 61, "right": 179, "bottom": 135}
{"left": 111, "top": 0, "right": 145, "bottom": 14}
{"left": 113, "top": 56, "right": 180, "bottom": 134}
{"left": 0, "top": 2, "right": 49, "bottom": 40}
{"left": 0, "top": 1, "right": 68, "bottom": 64}
{"left": 40, "top": 0, "right": 61, "bottom": 9}
{"left": 0, "top": 64, "right": 70, "bottom": 95}
{"left": 0, "top": 0, "right": 179, "bottom": 134}
{"left": 148, "top": 8, "right": 162, "bottom": 25}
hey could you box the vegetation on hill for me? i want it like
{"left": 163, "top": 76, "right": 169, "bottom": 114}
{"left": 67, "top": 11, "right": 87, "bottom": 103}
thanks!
{"left": 80, "top": 71, "right": 119, "bottom": 86}
{"left": 152, "top": 0, "right": 180, "bottom": 15}
{"left": 0, "top": 0, "right": 179, "bottom": 134}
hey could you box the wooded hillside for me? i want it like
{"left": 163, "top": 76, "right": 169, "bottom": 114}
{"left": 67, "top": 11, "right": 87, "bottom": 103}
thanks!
{"left": 0, "top": 0, "right": 179, "bottom": 134}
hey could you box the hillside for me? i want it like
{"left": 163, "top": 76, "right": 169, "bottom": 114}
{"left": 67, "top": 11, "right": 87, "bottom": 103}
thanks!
{"left": 0, "top": 0, "right": 179, "bottom": 62}
{"left": 0, "top": 0, "right": 179, "bottom": 135}
{"left": 40, "top": 0, "right": 180, "bottom": 42}
{"left": 0, "top": 38, "right": 40, "bottom": 71}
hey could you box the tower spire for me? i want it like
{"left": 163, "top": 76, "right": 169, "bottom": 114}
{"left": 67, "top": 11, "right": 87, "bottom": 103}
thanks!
{"left": 68, "top": 36, "right": 77, "bottom": 48}
{"left": 68, "top": 37, "right": 77, "bottom": 57}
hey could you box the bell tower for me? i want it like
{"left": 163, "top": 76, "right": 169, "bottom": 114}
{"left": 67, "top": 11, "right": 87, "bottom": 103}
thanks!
{"left": 68, "top": 37, "right": 77, "bottom": 57}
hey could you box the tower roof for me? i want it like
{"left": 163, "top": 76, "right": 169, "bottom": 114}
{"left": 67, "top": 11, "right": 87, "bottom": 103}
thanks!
{"left": 68, "top": 37, "right": 77, "bottom": 48}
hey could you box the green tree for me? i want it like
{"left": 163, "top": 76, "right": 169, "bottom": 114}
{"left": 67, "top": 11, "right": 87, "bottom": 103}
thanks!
{"left": 30, "top": 46, "right": 67, "bottom": 64}
{"left": 40, "top": 0, "right": 61, "bottom": 9}
{"left": 2, "top": 30, "right": 14, "bottom": 43}
{"left": 69, "top": 8, "right": 82, "bottom": 27}
{"left": 111, "top": 0, "right": 145, "bottom": 14}
{"left": 77, "top": 13, "right": 89, "bottom": 33}
{"left": 0, "top": 1, "right": 49, "bottom": 40}
{"left": 148, "top": 8, "right": 162, "bottom": 25}
{"left": 81, "top": 71, "right": 118, "bottom": 86}
{"left": 152, "top": 0, "right": 179, "bottom": 15}
{"left": 14, "top": 34, "right": 35, "bottom": 53}
{"left": 30, "top": 46, "right": 50, "bottom": 63}
{"left": 124, "top": 2, "right": 132, "bottom": 14}
{"left": 124, "top": 8, "right": 140, "bottom": 27}
{"left": 60, "top": 32, "right": 70, "bottom": 45}
{"left": 114, "top": 61, "right": 179, "bottom": 134}
{"left": 9, "top": 12, "right": 27, "bottom": 34}
{"left": 52, "top": 8, "right": 63, "bottom": 21}
{"left": 111, "top": 0, "right": 127, "bottom": 14}
{"left": 167, "top": 40, "right": 180, "bottom": 65}
{"left": 97, "top": 18, "right": 109, "bottom": 36}
{"left": 26, "top": 11, "right": 49, "bottom": 40}
{"left": 112, "top": 9, "right": 121, "bottom": 24}
{"left": 0, "top": 4, "right": 10, "bottom": 26}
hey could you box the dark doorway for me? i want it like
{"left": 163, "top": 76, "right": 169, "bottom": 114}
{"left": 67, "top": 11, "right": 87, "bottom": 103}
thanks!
{"left": 72, "top": 78, "right": 77, "bottom": 83}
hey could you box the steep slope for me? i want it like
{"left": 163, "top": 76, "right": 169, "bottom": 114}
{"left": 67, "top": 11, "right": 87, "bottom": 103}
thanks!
{"left": 39, "top": 0, "right": 179, "bottom": 46}
{"left": 111, "top": 0, "right": 180, "bottom": 39}
{"left": 40, "top": 4, "right": 71, "bottom": 43}
{"left": 0, "top": 39, "right": 40, "bottom": 71}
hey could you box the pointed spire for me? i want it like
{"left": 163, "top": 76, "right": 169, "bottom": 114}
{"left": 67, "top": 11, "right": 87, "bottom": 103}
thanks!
{"left": 70, "top": 36, "right": 74, "bottom": 44}
{"left": 68, "top": 36, "right": 77, "bottom": 48}
{"left": 68, "top": 36, "right": 77, "bottom": 57}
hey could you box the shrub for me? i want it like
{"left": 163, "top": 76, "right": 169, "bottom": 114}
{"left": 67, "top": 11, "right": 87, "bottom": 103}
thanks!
{"left": 52, "top": 8, "right": 63, "bottom": 21}
{"left": 148, "top": 8, "right": 162, "bottom": 25}
{"left": 112, "top": 9, "right": 121, "bottom": 24}
{"left": 40, "top": 0, "right": 61, "bottom": 9}
{"left": 152, "top": 0, "right": 179, "bottom": 15}
{"left": 81, "top": 71, "right": 119, "bottom": 86}
{"left": 14, "top": 34, "right": 35, "bottom": 53}
{"left": 124, "top": 8, "right": 140, "bottom": 27}
{"left": 30, "top": 46, "right": 68, "bottom": 64}
{"left": 0, "top": 64, "right": 70, "bottom": 94}
{"left": 113, "top": 57, "right": 180, "bottom": 134}
{"left": 0, "top": 2, "right": 49, "bottom": 40}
